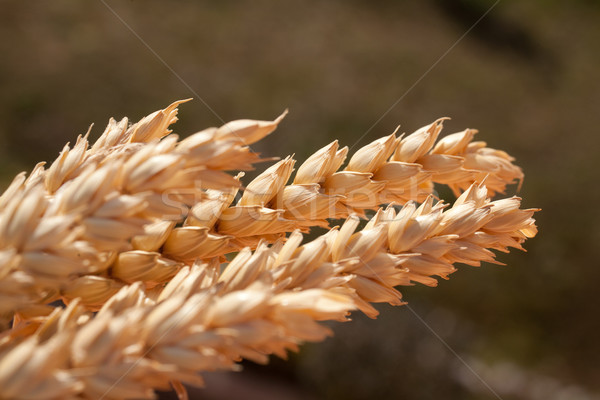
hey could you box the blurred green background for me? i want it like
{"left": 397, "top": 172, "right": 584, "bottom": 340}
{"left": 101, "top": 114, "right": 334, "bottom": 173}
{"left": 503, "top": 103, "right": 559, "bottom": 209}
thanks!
{"left": 1, "top": 1, "right": 599, "bottom": 399}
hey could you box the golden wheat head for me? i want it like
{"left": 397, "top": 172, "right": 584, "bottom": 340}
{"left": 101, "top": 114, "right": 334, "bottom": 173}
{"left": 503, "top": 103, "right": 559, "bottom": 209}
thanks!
{"left": 0, "top": 101, "right": 538, "bottom": 399}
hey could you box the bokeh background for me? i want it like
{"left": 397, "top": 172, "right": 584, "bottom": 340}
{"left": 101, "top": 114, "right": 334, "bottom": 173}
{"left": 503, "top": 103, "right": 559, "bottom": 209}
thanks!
{"left": 1, "top": 1, "right": 599, "bottom": 399}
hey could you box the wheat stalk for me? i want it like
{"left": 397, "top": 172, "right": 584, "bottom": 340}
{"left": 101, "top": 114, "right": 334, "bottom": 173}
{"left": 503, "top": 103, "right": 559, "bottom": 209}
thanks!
{"left": 0, "top": 101, "right": 538, "bottom": 399}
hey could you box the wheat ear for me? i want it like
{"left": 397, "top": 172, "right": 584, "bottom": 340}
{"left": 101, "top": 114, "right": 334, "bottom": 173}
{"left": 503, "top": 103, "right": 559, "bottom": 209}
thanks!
{"left": 0, "top": 102, "right": 524, "bottom": 320}
{"left": 0, "top": 101, "right": 538, "bottom": 399}
{"left": 192, "top": 118, "right": 523, "bottom": 247}
{"left": 113, "top": 113, "right": 525, "bottom": 291}
{"left": 108, "top": 115, "right": 524, "bottom": 301}
{"left": 0, "top": 179, "right": 537, "bottom": 399}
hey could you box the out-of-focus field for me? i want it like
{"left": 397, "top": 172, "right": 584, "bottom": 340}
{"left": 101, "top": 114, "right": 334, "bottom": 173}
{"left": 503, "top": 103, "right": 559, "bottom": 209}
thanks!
{"left": 1, "top": 1, "right": 599, "bottom": 399}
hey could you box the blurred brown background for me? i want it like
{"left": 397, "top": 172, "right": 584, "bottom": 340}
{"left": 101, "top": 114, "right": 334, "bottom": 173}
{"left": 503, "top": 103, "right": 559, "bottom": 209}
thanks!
{"left": 1, "top": 1, "right": 599, "bottom": 399}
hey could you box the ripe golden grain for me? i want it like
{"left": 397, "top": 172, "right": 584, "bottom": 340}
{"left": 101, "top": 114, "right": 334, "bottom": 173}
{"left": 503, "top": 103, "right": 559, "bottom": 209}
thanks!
{"left": 0, "top": 102, "right": 538, "bottom": 399}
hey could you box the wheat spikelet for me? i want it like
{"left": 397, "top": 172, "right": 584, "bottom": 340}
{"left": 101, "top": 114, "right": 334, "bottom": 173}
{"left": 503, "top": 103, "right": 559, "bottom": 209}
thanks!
{"left": 0, "top": 101, "right": 538, "bottom": 399}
